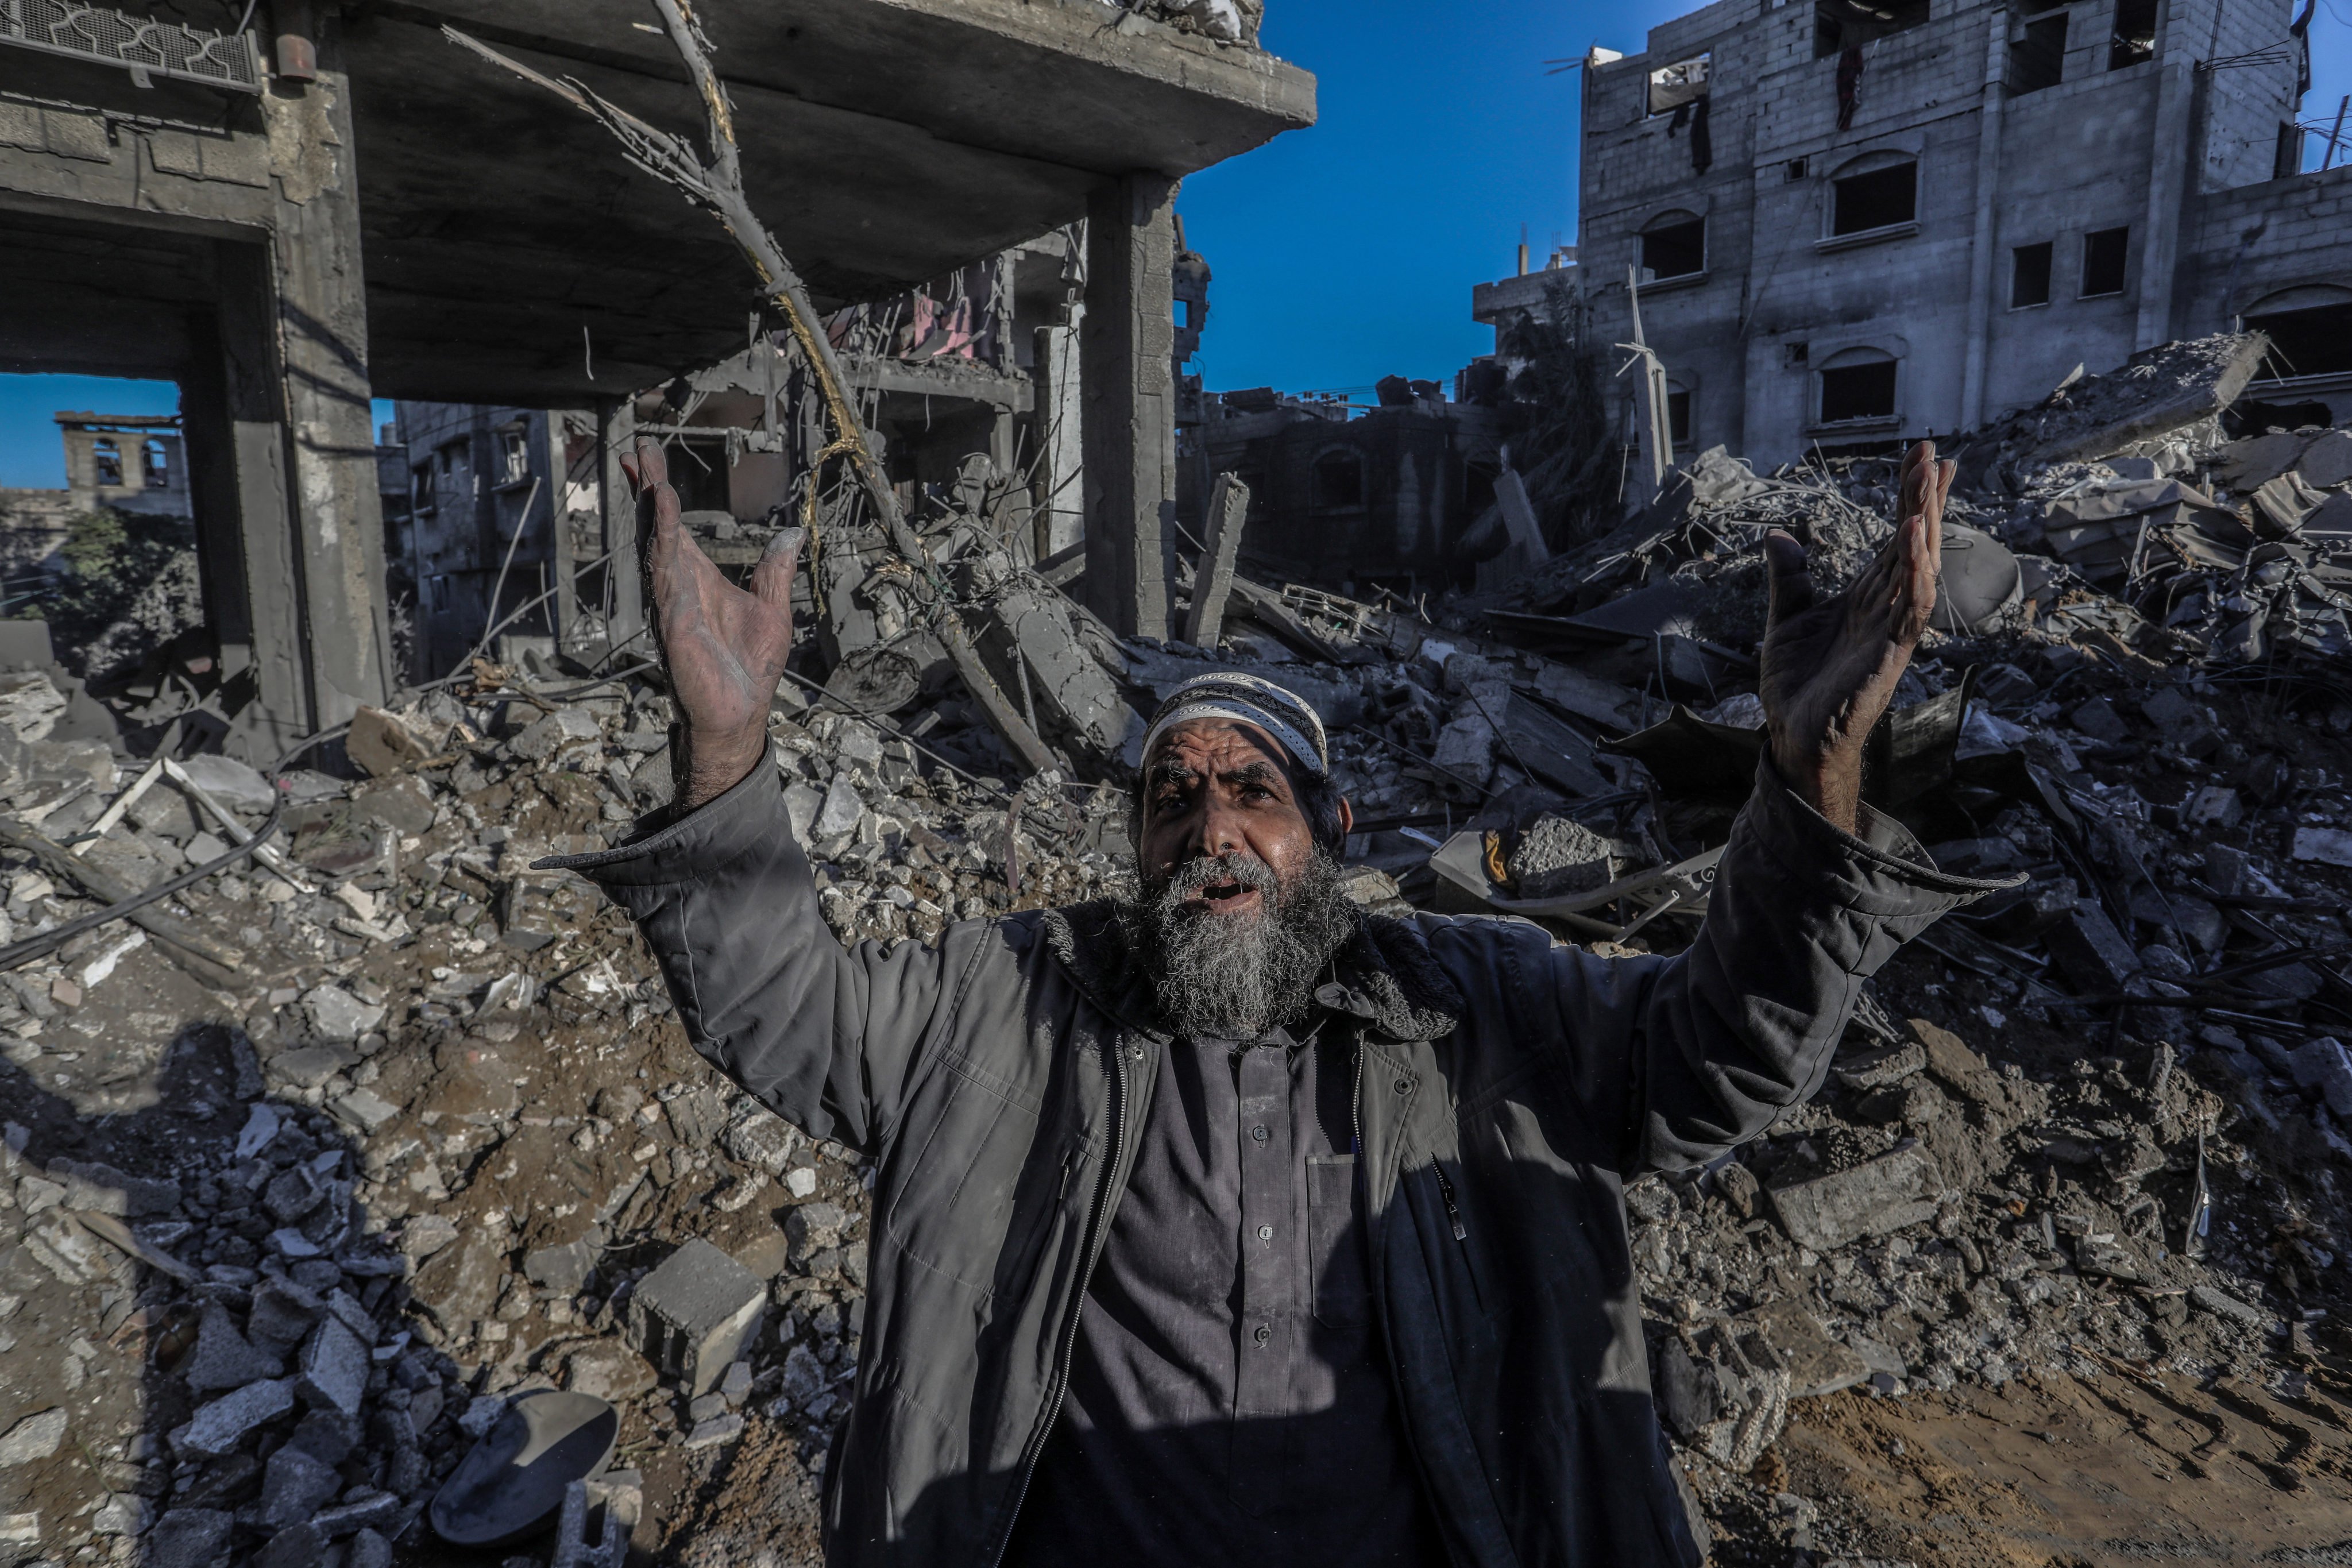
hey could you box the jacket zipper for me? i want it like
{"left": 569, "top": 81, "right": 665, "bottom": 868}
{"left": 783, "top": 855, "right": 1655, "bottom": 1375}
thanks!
{"left": 1432, "top": 1160, "right": 1468, "bottom": 1241}
{"left": 988, "top": 1032, "right": 1131, "bottom": 1568}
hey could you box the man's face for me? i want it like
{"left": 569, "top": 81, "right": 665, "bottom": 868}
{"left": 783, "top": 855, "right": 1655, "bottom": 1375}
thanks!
{"left": 1137, "top": 719, "right": 1349, "bottom": 910}
{"left": 1127, "top": 718, "right": 1359, "bottom": 1039}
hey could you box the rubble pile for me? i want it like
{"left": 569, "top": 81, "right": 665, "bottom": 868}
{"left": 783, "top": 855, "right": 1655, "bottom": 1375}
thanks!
{"left": 0, "top": 654, "right": 1133, "bottom": 1566}
{"left": 0, "top": 328, "right": 2345, "bottom": 1564}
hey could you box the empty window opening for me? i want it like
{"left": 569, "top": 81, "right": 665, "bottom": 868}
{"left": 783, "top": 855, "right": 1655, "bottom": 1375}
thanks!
{"left": 2081, "top": 226, "right": 2130, "bottom": 296}
{"left": 1832, "top": 160, "right": 1918, "bottom": 235}
{"left": 1311, "top": 449, "right": 1366, "bottom": 511}
{"left": 1640, "top": 214, "right": 1708, "bottom": 281}
{"left": 2011, "top": 242, "right": 2054, "bottom": 307}
{"left": 2275, "top": 122, "right": 2305, "bottom": 180}
{"left": 140, "top": 438, "right": 169, "bottom": 487}
{"left": 2010, "top": 14, "right": 2068, "bottom": 92}
{"left": 1785, "top": 341, "right": 1810, "bottom": 366}
{"left": 1667, "top": 388, "right": 1693, "bottom": 447}
{"left": 2108, "top": 0, "right": 2157, "bottom": 69}
{"left": 498, "top": 427, "right": 529, "bottom": 486}
{"left": 1647, "top": 53, "right": 1710, "bottom": 115}
{"left": 411, "top": 465, "right": 435, "bottom": 516}
{"left": 91, "top": 438, "right": 122, "bottom": 487}
{"left": 1815, "top": 0, "right": 1930, "bottom": 57}
{"left": 1786, "top": 157, "right": 1809, "bottom": 181}
{"left": 2247, "top": 299, "right": 2352, "bottom": 380}
{"left": 1818, "top": 350, "right": 1898, "bottom": 423}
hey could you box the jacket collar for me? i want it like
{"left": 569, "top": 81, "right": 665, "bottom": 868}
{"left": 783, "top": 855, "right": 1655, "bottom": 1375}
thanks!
{"left": 1038, "top": 899, "right": 1465, "bottom": 1044}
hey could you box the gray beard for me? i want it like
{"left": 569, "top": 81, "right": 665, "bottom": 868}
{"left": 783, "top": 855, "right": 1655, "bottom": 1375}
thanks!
{"left": 1119, "top": 849, "right": 1357, "bottom": 1040}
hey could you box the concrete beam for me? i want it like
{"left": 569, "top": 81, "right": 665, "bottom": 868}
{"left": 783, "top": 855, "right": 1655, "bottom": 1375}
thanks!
{"left": 598, "top": 397, "right": 644, "bottom": 667}
{"left": 1183, "top": 472, "right": 1249, "bottom": 647}
{"left": 1080, "top": 174, "right": 1177, "bottom": 640}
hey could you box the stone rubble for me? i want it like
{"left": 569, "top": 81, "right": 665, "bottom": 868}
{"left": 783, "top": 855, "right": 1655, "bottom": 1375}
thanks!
{"left": 0, "top": 330, "right": 2342, "bottom": 1563}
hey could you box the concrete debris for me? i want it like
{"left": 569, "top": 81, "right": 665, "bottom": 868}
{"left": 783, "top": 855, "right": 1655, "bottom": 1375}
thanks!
{"left": 0, "top": 1408, "right": 66, "bottom": 1466}
{"left": 0, "top": 328, "right": 2343, "bottom": 1565}
{"left": 627, "top": 1239, "right": 768, "bottom": 1398}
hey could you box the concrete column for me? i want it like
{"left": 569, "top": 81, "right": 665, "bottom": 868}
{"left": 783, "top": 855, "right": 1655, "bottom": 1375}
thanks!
{"left": 2137, "top": 47, "right": 2197, "bottom": 349}
{"left": 598, "top": 396, "right": 644, "bottom": 667}
{"left": 1037, "top": 314, "right": 1087, "bottom": 559}
{"left": 263, "top": 20, "right": 393, "bottom": 729}
{"left": 545, "top": 411, "right": 580, "bottom": 650}
{"left": 1081, "top": 175, "right": 1177, "bottom": 639}
{"left": 210, "top": 240, "right": 315, "bottom": 763}
{"left": 1959, "top": 14, "right": 2010, "bottom": 428}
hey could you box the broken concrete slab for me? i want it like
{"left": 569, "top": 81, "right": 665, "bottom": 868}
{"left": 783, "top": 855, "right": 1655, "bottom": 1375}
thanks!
{"left": 1657, "top": 1320, "right": 1788, "bottom": 1470}
{"left": 0, "top": 1408, "right": 66, "bottom": 1466}
{"left": 1744, "top": 1304, "right": 1870, "bottom": 1399}
{"left": 183, "top": 1303, "right": 285, "bottom": 1393}
{"left": 306, "top": 984, "right": 387, "bottom": 1041}
{"left": 147, "top": 1508, "right": 234, "bottom": 1568}
{"left": 2042, "top": 900, "right": 2141, "bottom": 993}
{"left": 1508, "top": 816, "right": 1615, "bottom": 899}
{"left": 347, "top": 705, "right": 438, "bottom": 777}
{"left": 177, "top": 753, "right": 275, "bottom": 816}
{"left": 1767, "top": 1142, "right": 1945, "bottom": 1253}
{"left": 298, "top": 1316, "right": 369, "bottom": 1417}
{"left": 261, "top": 1443, "right": 343, "bottom": 1527}
{"left": 179, "top": 1378, "right": 296, "bottom": 1457}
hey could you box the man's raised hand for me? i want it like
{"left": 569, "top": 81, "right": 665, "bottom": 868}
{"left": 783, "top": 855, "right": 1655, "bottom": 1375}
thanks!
{"left": 621, "top": 436, "right": 801, "bottom": 809}
{"left": 1757, "top": 439, "right": 1952, "bottom": 833}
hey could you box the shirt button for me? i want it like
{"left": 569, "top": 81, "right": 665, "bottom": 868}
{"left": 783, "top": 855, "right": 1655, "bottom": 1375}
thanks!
{"left": 1250, "top": 1125, "right": 1269, "bottom": 1143}
{"left": 1257, "top": 1224, "right": 1274, "bottom": 1240}
{"left": 1253, "top": 1324, "right": 1272, "bottom": 1346}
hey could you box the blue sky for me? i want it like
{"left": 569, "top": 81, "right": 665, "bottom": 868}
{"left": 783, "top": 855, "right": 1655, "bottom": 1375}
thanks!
{"left": 1, "top": 0, "right": 2346, "bottom": 484}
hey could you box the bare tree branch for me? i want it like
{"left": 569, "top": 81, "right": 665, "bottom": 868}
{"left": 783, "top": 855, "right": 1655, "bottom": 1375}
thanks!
{"left": 445, "top": 9, "right": 1060, "bottom": 777}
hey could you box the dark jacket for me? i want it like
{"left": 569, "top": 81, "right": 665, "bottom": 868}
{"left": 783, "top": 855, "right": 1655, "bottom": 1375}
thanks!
{"left": 551, "top": 755, "right": 1998, "bottom": 1568}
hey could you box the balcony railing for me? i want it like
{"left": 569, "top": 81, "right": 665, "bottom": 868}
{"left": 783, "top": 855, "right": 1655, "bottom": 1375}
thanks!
{"left": 0, "top": 1, "right": 262, "bottom": 93}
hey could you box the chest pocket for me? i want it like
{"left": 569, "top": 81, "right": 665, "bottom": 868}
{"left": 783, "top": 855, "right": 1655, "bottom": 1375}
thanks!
{"left": 882, "top": 1054, "right": 1051, "bottom": 1297}
{"left": 1307, "top": 1153, "right": 1370, "bottom": 1327}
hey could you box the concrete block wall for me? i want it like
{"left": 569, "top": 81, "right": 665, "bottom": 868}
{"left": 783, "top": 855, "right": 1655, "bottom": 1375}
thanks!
{"left": 2193, "top": 0, "right": 2301, "bottom": 190}
{"left": 2177, "top": 164, "right": 2352, "bottom": 323}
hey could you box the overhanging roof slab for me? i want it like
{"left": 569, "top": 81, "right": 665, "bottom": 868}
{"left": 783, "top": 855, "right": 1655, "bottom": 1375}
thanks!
{"left": 349, "top": 0, "right": 1315, "bottom": 405}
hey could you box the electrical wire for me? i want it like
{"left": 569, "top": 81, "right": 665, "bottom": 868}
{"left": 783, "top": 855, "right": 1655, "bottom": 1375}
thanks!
{"left": 0, "top": 722, "right": 350, "bottom": 977}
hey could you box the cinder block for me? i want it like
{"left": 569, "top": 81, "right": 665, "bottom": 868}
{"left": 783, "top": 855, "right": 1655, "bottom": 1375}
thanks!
{"left": 624, "top": 1239, "right": 766, "bottom": 1397}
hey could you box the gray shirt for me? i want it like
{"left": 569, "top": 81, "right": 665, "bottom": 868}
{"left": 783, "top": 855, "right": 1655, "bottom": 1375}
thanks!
{"left": 1006, "top": 1017, "right": 1446, "bottom": 1566}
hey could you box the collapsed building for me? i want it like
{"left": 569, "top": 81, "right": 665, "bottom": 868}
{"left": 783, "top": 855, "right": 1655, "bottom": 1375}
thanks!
{"left": 0, "top": 0, "right": 1313, "bottom": 755}
{"left": 5, "top": 2, "right": 2352, "bottom": 1567}
{"left": 1476, "top": 0, "right": 2349, "bottom": 474}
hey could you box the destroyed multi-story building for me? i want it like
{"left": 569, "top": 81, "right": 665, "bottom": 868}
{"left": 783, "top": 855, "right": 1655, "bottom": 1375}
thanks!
{"left": 1180, "top": 380, "right": 1508, "bottom": 599}
{"left": 1477, "top": 0, "right": 2347, "bottom": 469}
{"left": 0, "top": 0, "right": 1314, "bottom": 752}
{"left": 384, "top": 230, "right": 1102, "bottom": 684}
{"left": 0, "top": 411, "right": 191, "bottom": 573}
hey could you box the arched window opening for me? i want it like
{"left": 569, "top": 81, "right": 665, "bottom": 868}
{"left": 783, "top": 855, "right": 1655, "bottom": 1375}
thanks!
{"left": 1817, "top": 348, "right": 1898, "bottom": 423}
{"left": 2246, "top": 286, "right": 2352, "bottom": 380}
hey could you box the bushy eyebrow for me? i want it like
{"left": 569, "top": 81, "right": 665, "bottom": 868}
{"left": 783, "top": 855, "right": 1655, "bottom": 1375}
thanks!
{"left": 1224, "top": 759, "right": 1288, "bottom": 794}
{"left": 1146, "top": 759, "right": 1201, "bottom": 792}
{"left": 1144, "top": 756, "right": 1289, "bottom": 798}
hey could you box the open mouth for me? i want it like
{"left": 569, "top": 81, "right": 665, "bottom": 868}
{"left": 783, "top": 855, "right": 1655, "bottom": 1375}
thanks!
{"left": 1196, "top": 878, "right": 1254, "bottom": 906}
